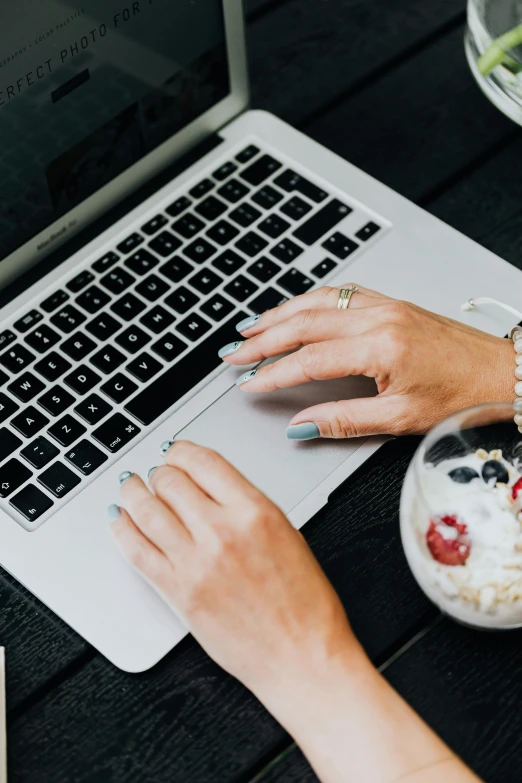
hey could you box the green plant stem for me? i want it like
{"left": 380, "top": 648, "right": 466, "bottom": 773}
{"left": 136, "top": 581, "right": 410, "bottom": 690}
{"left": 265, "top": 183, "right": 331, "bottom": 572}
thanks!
{"left": 478, "top": 23, "right": 522, "bottom": 76}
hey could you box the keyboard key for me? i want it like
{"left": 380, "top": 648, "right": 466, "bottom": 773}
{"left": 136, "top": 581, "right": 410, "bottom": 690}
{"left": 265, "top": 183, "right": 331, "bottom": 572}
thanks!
{"left": 0, "top": 370, "right": 7, "bottom": 387}
{"left": 235, "top": 232, "right": 268, "bottom": 258}
{"left": 0, "top": 330, "right": 16, "bottom": 350}
{"left": 151, "top": 333, "right": 187, "bottom": 362}
{"left": 141, "top": 214, "right": 168, "bottom": 235}
{"left": 74, "top": 394, "right": 113, "bottom": 426}
{"left": 50, "top": 305, "right": 86, "bottom": 334}
{"left": 247, "top": 258, "right": 281, "bottom": 283}
{"left": 189, "top": 269, "right": 223, "bottom": 295}
{"left": 65, "top": 440, "right": 108, "bottom": 476}
{"left": 100, "top": 374, "right": 138, "bottom": 404}
{"left": 90, "top": 345, "right": 126, "bottom": 374}
{"left": 61, "top": 332, "right": 97, "bottom": 362}
{"left": 213, "top": 161, "right": 237, "bottom": 181}
{"left": 195, "top": 196, "right": 228, "bottom": 221}
{"left": 135, "top": 274, "right": 169, "bottom": 302}
{"left": 217, "top": 179, "right": 249, "bottom": 204}
{"left": 86, "top": 313, "right": 121, "bottom": 342}
{"left": 140, "top": 305, "right": 175, "bottom": 334}
{"left": 229, "top": 202, "right": 262, "bottom": 228}
{"left": 0, "top": 458, "right": 31, "bottom": 498}
{"left": 8, "top": 372, "right": 45, "bottom": 403}
{"left": 252, "top": 186, "right": 284, "bottom": 210}
{"left": 92, "top": 413, "right": 141, "bottom": 453}
{"left": 40, "top": 289, "right": 70, "bottom": 313}
{"left": 38, "top": 462, "right": 81, "bottom": 498}
{"left": 257, "top": 215, "right": 290, "bottom": 239}
{"left": 274, "top": 170, "right": 328, "bottom": 203}
{"left": 166, "top": 196, "right": 191, "bottom": 218}
{"left": 76, "top": 285, "right": 111, "bottom": 314}
{"left": 14, "top": 309, "right": 43, "bottom": 334}
{"left": 64, "top": 365, "right": 101, "bottom": 395}
{"left": 248, "top": 288, "right": 288, "bottom": 315}
{"left": 206, "top": 220, "right": 239, "bottom": 245}
{"left": 125, "top": 249, "right": 159, "bottom": 276}
{"left": 20, "top": 437, "right": 59, "bottom": 469}
{"left": 38, "top": 386, "right": 75, "bottom": 417}
{"left": 125, "top": 312, "right": 247, "bottom": 426}
{"left": 100, "top": 268, "right": 135, "bottom": 296}
{"left": 0, "top": 429, "right": 22, "bottom": 463}
{"left": 171, "top": 214, "right": 205, "bottom": 240}
{"left": 0, "top": 344, "right": 35, "bottom": 374}
{"left": 11, "top": 406, "right": 49, "bottom": 438}
{"left": 236, "top": 145, "right": 260, "bottom": 163}
{"left": 159, "top": 256, "right": 193, "bottom": 284}
{"left": 190, "top": 179, "right": 214, "bottom": 198}
{"left": 311, "top": 258, "right": 337, "bottom": 279}
{"left": 67, "top": 270, "right": 95, "bottom": 293}
{"left": 117, "top": 232, "right": 144, "bottom": 254}
{"left": 115, "top": 326, "right": 151, "bottom": 354}
{"left": 24, "top": 325, "right": 60, "bottom": 354}
{"left": 241, "top": 155, "right": 282, "bottom": 186}
{"left": 34, "top": 352, "right": 71, "bottom": 382}
{"left": 148, "top": 231, "right": 182, "bottom": 258}
{"left": 10, "top": 484, "right": 53, "bottom": 522}
{"left": 126, "top": 353, "right": 163, "bottom": 383}
{"left": 224, "top": 275, "right": 259, "bottom": 302}
{"left": 322, "top": 233, "right": 359, "bottom": 260}
{"left": 165, "top": 286, "right": 199, "bottom": 315}
{"left": 177, "top": 314, "right": 212, "bottom": 342}
{"left": 212, "top": 250, "right": 246, "bottom": 276}
{"left": 111, "top": 293, "right": 146, "bottom": 322}
{"left": 280, "top": 196, "right": 313, "bottom": 221}
{"left": 92, "top": 251, "right": 119, "bottom": 274}
{"left": 278, "top": 269, "right": 314, "bottom": 296}
{"left": 48, "top": 415, "right": 87, "bottom": 447}
{"left": 184, "top": 238, "right": 217, "bottom": 264}
{"left": 293, "top": 200, "right": 352, "bottom": 246}
{"left": 270, "top": 239, "right": 304, "bottom": 264}
{"left": 0, "top": 393, "right": 19, "bottom": 423}
{"left": 355, "top": 221, "right": 381, "bottom": 241}
{"left": 200, "top": 294, "right": 235, "bottom": 322}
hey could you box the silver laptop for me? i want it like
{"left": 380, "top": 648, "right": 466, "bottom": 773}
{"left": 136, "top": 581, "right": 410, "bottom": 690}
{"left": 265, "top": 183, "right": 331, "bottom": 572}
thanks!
{"left": 0, "top": 1, "right": 520, "bottom": 672}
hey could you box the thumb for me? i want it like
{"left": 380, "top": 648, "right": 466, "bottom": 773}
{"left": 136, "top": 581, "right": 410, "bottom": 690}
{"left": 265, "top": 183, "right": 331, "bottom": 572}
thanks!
{"left": 286, "top": 395, "right": 408, "bottom": 440}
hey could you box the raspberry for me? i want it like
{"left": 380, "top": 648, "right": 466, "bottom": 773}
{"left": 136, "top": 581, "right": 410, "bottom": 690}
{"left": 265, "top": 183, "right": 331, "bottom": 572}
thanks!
{"left": 426, "top": 515, "right": 471, "bottom": 566}
{"left": 512, "top": 478, "right": 522, "bottom": 501}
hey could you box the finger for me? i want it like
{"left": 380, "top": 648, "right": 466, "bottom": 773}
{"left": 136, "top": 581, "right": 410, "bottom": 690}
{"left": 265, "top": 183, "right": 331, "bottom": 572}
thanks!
{"left": 150, "top": 464, "right": 216, "bottom": 539}
{"left": 110, "top": 504, "right": 173, "bottom": 587}
{"left": 164, "top": 441, "right": 264, "bottom": 507}
{"left": 120, "top": 472, "right": 192, "bottom": 554}
{"left": 287, "top": 395, "right": 408, "bottom": 439}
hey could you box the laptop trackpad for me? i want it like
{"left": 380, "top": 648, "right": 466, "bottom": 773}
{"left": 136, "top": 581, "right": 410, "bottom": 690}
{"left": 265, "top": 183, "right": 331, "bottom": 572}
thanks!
{"left": 176, "top": 375, "right": 377, "bottom": 513}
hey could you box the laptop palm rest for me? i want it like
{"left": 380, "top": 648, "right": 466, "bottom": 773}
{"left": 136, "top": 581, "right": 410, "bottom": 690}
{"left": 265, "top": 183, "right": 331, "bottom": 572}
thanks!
{"left": 176, "top": 375, "right": 377, "bottom": 514}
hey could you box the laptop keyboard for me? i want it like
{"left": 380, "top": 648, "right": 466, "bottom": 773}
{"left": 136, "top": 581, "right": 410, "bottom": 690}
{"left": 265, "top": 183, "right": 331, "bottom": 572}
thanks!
{"left": 0, "top": 143, "right": 385, "bottom": 530}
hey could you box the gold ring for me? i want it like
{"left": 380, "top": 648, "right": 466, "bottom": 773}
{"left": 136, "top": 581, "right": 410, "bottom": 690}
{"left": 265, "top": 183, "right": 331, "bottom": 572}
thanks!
{"left": 337, "top": 286, "right": 358, "bottom": 310}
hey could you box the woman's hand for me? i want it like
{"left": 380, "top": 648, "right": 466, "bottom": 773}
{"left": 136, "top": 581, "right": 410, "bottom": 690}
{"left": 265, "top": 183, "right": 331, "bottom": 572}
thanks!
{"left": 220, "top": 284, "right": 514, "bottom": 439}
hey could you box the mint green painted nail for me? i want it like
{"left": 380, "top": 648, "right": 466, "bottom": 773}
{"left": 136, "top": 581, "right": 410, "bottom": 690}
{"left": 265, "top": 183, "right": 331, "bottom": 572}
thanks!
{"left": 218, "top": 341, "right": 243, "bottom": 359}
{"left": 286, "top": 423, "right": 320, "bottom": 441}
{"left": 148, "top": 466, "right": 159, "bottom": 479}
{"left": 160, "top": 440, "right": 173, "bottom": 455}
{"left": 236, "top": 369, "right": 258, "bottom": 386}
{"left": 108, "top": 504, "right": 121, "bottom": 522}
{"left": 118, "top": 471, "right": 133, "bottom": 485}
{"left": 236, "top": 314, "right": 260, "bottom": 332}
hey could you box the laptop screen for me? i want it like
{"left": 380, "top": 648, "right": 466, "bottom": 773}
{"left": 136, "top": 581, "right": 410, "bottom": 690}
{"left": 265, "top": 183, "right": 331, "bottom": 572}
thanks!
{"left": 0, "top": 0, "right": 230, "bottom": 266}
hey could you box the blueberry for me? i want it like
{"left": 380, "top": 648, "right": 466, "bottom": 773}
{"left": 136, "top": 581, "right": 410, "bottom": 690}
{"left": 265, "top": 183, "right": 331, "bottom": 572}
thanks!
{"left": 448, "top": 467, "right": 480, "bottom": 484}
{"left": 481, "top": 460, "right": 509, "bottom": 485}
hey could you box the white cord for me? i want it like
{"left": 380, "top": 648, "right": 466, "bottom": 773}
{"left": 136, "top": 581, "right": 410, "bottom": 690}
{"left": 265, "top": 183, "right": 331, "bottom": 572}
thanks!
{"left": 461, "top": 296, "right": 522, "bottom": 320}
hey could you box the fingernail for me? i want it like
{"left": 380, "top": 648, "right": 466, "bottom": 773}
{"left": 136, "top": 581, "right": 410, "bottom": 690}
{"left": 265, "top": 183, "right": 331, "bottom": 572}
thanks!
{"left": 236, "top": 369, "right": 258, "bottom": 386}
{"left": 118, "top": 471, "right": 133, "bottom": 486}
{"left": 218, "top": 341, "right": 243, "bottom": 359}
{"left": 147, "top": 466, "right": 159, "bottom": 480}
{"left": 286, "top": 423, "right": 320, "bottom": 441}
{"left": 160, "top": 440, "right": 173, "bottom": 455}
{"left": 108, "top": 504, "right": 121, "bottom": 522}
{"left": 236, "top": 314, "right": 260, "bottom": 333}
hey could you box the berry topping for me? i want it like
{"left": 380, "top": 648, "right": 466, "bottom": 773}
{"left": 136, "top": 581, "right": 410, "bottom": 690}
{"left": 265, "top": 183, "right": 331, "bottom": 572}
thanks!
{"left": 481, "top": 460, "right": 509, "bottom": 486}
{"left": 426, "top": 514, "right": 471, "bottom": 566}
{"left": 448, "top": 467, "right": 480, "bottom": 484}
{"left": 513, "top": 477, "right": 522, "bottom": 501}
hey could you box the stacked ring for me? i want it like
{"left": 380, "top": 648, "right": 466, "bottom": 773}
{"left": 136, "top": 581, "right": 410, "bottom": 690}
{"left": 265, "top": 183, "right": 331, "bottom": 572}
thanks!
{"left": 337, "top": 286, "right": 359, "bottom": 310}
{"left": 511, "top": 325, "right": 522, "bottom": 433}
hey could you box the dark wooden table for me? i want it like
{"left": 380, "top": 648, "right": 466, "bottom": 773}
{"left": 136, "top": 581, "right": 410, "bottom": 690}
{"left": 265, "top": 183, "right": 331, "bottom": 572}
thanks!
{"left": 4, "top": 1, "right": 522, "bottom": 780}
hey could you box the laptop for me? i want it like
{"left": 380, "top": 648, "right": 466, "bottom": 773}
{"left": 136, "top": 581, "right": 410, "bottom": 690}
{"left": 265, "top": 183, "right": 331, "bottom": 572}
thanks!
{"left": 0, "top": 0, "right": 520, "bottom": 672}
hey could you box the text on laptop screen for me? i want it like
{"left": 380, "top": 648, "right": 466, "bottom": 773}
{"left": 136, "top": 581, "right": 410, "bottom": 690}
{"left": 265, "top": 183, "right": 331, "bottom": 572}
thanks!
{"left": 0, "top": 0, "right": 230, "bottom": 263}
